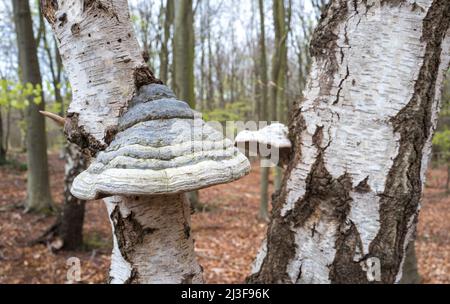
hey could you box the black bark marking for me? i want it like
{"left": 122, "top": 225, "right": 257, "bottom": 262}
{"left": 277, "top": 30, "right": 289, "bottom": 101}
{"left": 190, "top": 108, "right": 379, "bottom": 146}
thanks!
{"left": 40, "top": 0, "right": 58, "bottom": 25}
{"left": 70, "top": 23, "right": 81, "bottom": 35}
{"left": 134, "top": 66, "right": 163, "bottom": 90}
{"left": 248, "top": 125, "right": 355, "bottom": 283}
{"left": 181, "top": 273, "right": 196, "bottom": 284}
{"left": 355, "top": 176, "right": 371, "bottom": 193}
{"left": 310, "top": 0, "right": 348, "bottom": 97}
{"left": 110, "top": 205, "right": 157, "bottom": 284}
{"left": 57, "top": 12, "right": 67, "bottom": 27}
{"left": 333, "top": 66, "right": 350, "bottom": 105}
{"left": 329, "top": 221, "right": 368, "bottom": 283}
{"left": 64, "top": 112, "right": 106, "bottom": 155}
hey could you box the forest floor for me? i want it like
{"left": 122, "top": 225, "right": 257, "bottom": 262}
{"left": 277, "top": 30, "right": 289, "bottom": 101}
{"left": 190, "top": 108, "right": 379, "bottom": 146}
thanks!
{"left": 0, "top": 153, "right": 449, "bottom": 284}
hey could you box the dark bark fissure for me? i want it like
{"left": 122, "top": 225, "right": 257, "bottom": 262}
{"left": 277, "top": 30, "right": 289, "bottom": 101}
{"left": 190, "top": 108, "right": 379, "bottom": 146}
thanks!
{"left": 64, "top": 113, "right": 105, "bottom": 155}
{"left": 109, "top": 203, "right": 157, "bottom": 284}
{"left": 249, "top": 124, "right": 357, "bottom": 283}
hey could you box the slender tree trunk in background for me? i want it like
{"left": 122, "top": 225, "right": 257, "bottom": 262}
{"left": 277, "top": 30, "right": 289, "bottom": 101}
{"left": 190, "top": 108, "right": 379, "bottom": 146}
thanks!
{"left": 173, "top": 0, "right": 199, "bottom": 208}
{"left": 0, "top": 108, "right": 6, "bottom": 165}
{"left": 249, "top": 0, "right": 450, "bottom": 283}
{"left": 271, "top": 0, "right": 288, "bottom": 193}
{"left": 13, "top": 0, "right": 53, "bottom": 213}
{"left": 160, "top": 0, "right": 173, "bottom": 84}
{"left": 258, "top": 0, "right": 270, "bottom": 221}
{"left": 58, "top": 143, "right": 87, "bottom": 250}
{"left": 258, "top": 0, "right": 269, "bottom": 124}
{"left": 447, "top": 164, "right": 450, "bottom": 191}
{"left": 207, "top": 19, "right": 214, "bottom": 110}
{"left": 399, "top": 241, "right": 421, "bottom": 284}
{"left": 173, "top": 0, "right": 195, "bottom": 108}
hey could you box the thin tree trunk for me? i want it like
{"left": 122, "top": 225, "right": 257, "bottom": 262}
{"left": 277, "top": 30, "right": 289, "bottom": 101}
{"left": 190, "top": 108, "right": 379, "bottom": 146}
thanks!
{"left": 173, "top": 0, "right": 195, "bottom": 108}
{"left": 399, "top": 241, "right": 421, "bottom": 284}
{"left": 58, "top": 143, "right": 87, "bottom": 250}
{"left": 173, "top": 0, "right": 199, "bottom": 208}
{"left": 258, "top": 0, "right": 270, "bottom": 221}
{"left": 0, "top": 107, "right": 6, "bottom": 165}
{"left": 160, "top": 0, "right": 173, "bottom": 84}
{"left": 271, "top": 0, "right": 288, "bottom": 192}
{"left": 249, "top": 0, "right": 450, "bottom": 283}
{"left": 13, "top": 0, "right": 53, "bottom": 212}
{"left": 446, "top": 163, "right": 450, "bottom": 191}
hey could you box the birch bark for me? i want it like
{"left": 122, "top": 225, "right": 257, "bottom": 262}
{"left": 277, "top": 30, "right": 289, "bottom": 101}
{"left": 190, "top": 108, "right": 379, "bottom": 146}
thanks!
{"left": 249, "top": 0, "right": 450, "bottom": 284}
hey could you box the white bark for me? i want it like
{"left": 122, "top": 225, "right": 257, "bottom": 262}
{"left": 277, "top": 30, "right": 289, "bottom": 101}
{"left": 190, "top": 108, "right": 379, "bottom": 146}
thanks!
{"left": 105, "top": 194, "right": 203, "bottom": 284}
{"left": 42, "top": 0, "right": 155, "bottom": 149}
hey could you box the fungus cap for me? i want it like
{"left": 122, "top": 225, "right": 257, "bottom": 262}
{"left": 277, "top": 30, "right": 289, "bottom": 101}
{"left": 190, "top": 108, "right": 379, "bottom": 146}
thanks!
{"left": 235, "top": 123, "right": 292, "bottom": 149}
{"left": 71, "top": 84, "right": 250, "bottom": 200}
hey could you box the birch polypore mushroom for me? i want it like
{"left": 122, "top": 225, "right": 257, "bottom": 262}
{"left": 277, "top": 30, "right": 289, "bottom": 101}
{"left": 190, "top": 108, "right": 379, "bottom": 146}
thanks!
{"left": 235, "top": 123, "right": 292, "bottom": 166}
{"left": 72, "top": 84, "right": 250, "bottom": 283}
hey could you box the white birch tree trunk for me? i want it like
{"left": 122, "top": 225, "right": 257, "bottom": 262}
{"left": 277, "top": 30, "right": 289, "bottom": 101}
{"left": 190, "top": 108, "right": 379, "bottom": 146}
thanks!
{"left": 249, "top": 0, "right": 450, "bottom": 284}
{"left": 41, "top": 0, "right": 202, "bottom": 283}
{"left": 105, "top": 194, "right": 203, "bottom": 284}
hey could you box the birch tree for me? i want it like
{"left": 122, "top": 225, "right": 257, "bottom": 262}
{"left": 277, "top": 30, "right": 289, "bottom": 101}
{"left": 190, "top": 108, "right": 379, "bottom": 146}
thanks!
{"left": 249, "top": 0, "right": 450, "bottom": 283}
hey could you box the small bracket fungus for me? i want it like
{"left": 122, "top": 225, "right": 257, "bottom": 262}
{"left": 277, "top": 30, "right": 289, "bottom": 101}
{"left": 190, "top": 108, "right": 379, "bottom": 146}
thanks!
{"left": 235, "top": 123, "right": 292, "bottom": 167}
{"left": 71, "top": 84, "right": 250, "bottom": 283}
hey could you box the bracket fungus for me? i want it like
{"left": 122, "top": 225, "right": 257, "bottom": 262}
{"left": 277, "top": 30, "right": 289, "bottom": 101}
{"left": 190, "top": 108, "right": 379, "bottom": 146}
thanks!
{"left": 235, "top": 123, "right": 292, "bottom": 167}
{"left": 71, "top": 84, "right": 250, "bottom": 283}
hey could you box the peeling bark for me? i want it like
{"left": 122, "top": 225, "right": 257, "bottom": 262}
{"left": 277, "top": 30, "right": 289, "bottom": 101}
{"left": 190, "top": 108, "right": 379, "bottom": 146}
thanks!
{"left": 249, "top": 0, "right": 450, "bottom": 284}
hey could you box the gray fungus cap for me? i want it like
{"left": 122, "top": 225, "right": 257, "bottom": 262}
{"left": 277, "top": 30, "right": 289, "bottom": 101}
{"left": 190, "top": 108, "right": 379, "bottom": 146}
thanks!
{"left": 71, "top": 84, "right": 250, "bottom": 200}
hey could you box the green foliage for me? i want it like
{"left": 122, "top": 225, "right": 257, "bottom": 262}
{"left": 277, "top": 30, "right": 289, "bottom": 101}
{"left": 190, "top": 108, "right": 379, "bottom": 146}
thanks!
{"left": 2, "top": 158, "right": 28, "bottom": 171}
{"left": 433, "top": 128, "right": 450, "bottom": 163}
{"left": 203, "top": 101, "right": 252, "bottom": 123}
{"left": 0, "top": 79, "right": 43, "bottom": 110}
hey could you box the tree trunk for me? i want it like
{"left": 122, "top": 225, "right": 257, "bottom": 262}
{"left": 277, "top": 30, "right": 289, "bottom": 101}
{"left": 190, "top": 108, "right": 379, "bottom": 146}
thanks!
{"left": 173, "top": 0, "right": 199, "bottom": 208}
{"left": 399, "top": 241, "right": 421, "bottom": 284}
{"left": 249, "top": 0, "right": 450, "bottom": 284}
{"left": 13, "top": 0, "right": 53, "bottom": 212}
{"left": 58, "top": 143, "right": 87, "bottom": 250}
{"left": 0, "top": 108, "right": 6, "bottom": 165}
{"left": 41, "top": 0, "right": 202, "bottom": 283}
{"left": 173, "top": 0, "right": 195, "bottom": 108}
{"left": 160, "top": 0, "right": 174, "bottom": 84}
{"left": 258, "top": 0, "right": 270, "bottom": 221}
{"left": 105, "top": 194, "right": 203, "bottom": 283}
{"left": 447, "top": 164, "right": 450, "bottom": 191}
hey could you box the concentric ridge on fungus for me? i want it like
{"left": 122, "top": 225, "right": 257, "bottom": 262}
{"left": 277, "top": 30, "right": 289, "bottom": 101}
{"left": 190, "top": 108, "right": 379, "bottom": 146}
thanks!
{"left": 71, "top": 84, "right": 251, "bottom": 200}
